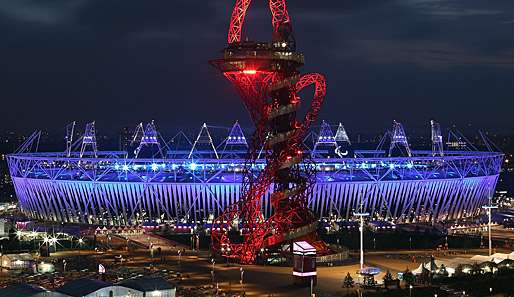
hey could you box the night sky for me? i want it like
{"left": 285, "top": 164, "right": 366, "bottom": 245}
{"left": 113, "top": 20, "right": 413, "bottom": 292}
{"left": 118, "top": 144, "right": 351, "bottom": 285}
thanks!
{"left": 1, "top": 0, "right": 513, "bottom": 135}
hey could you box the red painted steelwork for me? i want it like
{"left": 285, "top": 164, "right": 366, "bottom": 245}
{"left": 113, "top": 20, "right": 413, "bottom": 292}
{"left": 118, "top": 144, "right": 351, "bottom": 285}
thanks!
{"left": 228, "top": 0, "right": 290, "bottom": 44}
{"left": 211, "top": 0, "right": 327, "bottom": 264}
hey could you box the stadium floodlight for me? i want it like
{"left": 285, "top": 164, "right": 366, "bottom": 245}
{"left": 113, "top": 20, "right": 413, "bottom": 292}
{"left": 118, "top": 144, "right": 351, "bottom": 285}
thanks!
{"left": 80, "top": 121, "right": 98, "bottom": 158}
{"left": 389, "top": 120, "right": 411, "bottom": 157}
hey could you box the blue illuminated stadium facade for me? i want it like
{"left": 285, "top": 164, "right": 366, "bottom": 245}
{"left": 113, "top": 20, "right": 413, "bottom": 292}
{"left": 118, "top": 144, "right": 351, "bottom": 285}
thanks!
{"left": 6, "top": 123, "right": 503, "bottom": 226}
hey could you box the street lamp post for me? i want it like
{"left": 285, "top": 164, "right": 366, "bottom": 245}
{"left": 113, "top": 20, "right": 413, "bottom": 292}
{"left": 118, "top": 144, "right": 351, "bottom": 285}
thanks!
{"left": 78, "top": 238, "right": 84, "bottom": 255}
{"left": 0, "top": 242, "right": 4, "bottom": 273}
{"left": 51, "top": 237, "right": 58, "bottom": 253}
{"left": 310, "top": 276, "right": 314, "bottom": 297}
{"left": 107, "top": 235, "right": 112, "bottom": 250}
{"left": 150, "top": 242, "right": 154, "bottom": 259}
{"left": 240, "top": 266, "right": 244, "bottom": 294}
{"left": 190, "top": 229, "right": 194, "bottom": 251}
{"left": 221, "top": 247, "right": 231, "bottom": 267}
{"left": 190, "top": 228, "right": 199, "bottom": 252}
{"left": 211, "top": 258, "right": 215, "bottom": 283}
{"left": 482, "top": 200, "right": 498, "bottom": 256}
{"left": 32, "top": 233, "right": 36, "bottom": 252}
{"left": 409, "top": 285, "right": 413, "bottom": 297}
{"left": 354, "top": 211, "right": 369, "bottom": 271}
{"left": 16, "top": 231, "right": 22, "bottom": 252}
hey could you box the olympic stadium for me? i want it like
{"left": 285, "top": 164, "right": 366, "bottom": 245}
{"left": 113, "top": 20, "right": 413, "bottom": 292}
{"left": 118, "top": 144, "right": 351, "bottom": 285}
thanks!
{"left": 6, "top": 120, "right": 503, "bottom": 226}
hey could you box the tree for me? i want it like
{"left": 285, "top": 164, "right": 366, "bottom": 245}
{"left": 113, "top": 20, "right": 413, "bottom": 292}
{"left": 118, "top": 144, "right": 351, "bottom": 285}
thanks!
{"left": 403, "top": 268, "right": 415, "bottom": 285}
{"left": 364, "top": 275, "right": 376, "bottom": 287}
{"left": 343, "top": 272, "right": 354, "bottom": 288}
{"left": 383, "top": 270, "right": 396, "bottom": 289}
{"left": 419, "top": 264, "right": 432, "bottom": 285}
{"left": 383, "top": 270, "right": 394, "bottom": 282}
{"left": 471, "top": 263, "right": 482, "bottom": 275}
{"left": 438, "top": 264, "right": 449, "bottom": 277}
{"left": 454, "top": 264, "right": 465, "bottom": 278}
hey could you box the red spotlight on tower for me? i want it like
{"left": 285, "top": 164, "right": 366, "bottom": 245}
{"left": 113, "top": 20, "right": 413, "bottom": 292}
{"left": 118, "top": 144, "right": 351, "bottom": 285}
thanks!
{"left": 242, "top": 69, "right": 257, "bottom": 75}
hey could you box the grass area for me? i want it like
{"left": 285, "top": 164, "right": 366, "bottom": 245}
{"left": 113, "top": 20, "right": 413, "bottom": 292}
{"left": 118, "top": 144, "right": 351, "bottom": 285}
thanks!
{"left": 327, "top": 286, "right": 447, "bottom": 297}
{"left": 160, "top": 228, "right": 483, "bottom": 253}
{"left": 435, "top": 270, "right": 514, "bottom": 296}
{"left": 321, "top": 230, "right": 481, "bottom": 250}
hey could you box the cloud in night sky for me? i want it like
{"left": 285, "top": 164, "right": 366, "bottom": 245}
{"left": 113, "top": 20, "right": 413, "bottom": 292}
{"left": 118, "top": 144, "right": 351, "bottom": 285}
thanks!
{"left": 339, "top": 40, "right": 514, "bottom": 70}
{"left": 0, "top": 0, "right": 513, "bottom": 135}
{"left": 0, "top": 0, "right": 85, "bottom": 25}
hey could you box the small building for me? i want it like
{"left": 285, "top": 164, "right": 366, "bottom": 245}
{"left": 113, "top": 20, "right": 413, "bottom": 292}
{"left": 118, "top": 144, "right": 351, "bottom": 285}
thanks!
{"left": 0, "top": 284, "right": 54, "bottom": 297}
{"left": 120, "top": 277, "right": 176, "bottom": 297}
{"left": 0, "top": 218, "right": 11, "bottom": 237}
{"left": 292, "top": 241, "right": 317, "bottom": 286}
{"left": 1, "top": 277, "right": 176, "bottom": 297}
{"left": 54, "top": 278, "right": 132, "bottom": 297}
{"left": 0, "top": 253, "right": 35, "bottom": 270}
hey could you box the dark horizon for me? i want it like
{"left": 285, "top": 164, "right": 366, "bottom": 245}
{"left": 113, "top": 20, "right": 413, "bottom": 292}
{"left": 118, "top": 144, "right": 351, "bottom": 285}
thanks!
{"left": 1, "top": 0, "right": 514, "bottom": 134}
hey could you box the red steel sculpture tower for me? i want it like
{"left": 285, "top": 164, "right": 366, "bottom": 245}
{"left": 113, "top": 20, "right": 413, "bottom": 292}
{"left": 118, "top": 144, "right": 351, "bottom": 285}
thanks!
{"left": 210, "top": 0, "right": 327, "bottom": 264}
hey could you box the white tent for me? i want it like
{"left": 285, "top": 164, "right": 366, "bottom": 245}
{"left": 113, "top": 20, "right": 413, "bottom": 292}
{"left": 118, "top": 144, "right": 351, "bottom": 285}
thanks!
{"left": 491, "top": 252, "right": 514, "bottom": 263}
{"left": 470, "top": 255, "right": 492, "bottom": 262}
